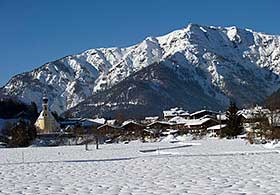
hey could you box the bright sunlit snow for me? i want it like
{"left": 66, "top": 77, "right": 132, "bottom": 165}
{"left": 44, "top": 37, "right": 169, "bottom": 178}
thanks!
{"left": 0, "top": 139, "right": 279, "bottom": 194}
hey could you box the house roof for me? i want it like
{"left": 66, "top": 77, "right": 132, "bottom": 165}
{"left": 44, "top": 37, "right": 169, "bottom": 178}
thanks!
{"left": 80, "top": 118, "right": 106, "bottom": 127}
{"left": 168, "top": 116, "right": 189, "bottom": 125}
{"left": 145, "top": 116, "right": 159, "bottom": 121}
{"left": 106, "top": 119, "right": 116, "bottom": 125}
{"left": 147, "top": 121, "right": 172, "bottom": 127}
{"left": 184, "top": 118, "right": 213, "bottom": 126}
{"left": 82, "top": 118, "right": 106, "bottom": 125}
{"left": 163, "top": 110, "right": 177, "bottom": 117}
{"left": 121, "top": 120, "right": 143, "bottom": 128}
{"left": 163, "top": 107, "right": 189, "bottom": 117}
{"left": 207, "top": 124, "right": 227, "bottom": 130}
{"left": 97, "top": 123, "right": 121, "bottom": 130}
{"left": 190, "top": 109, "right": 218, "bottom": 117}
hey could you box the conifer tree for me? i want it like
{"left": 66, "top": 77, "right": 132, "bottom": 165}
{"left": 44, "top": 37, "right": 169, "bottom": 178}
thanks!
{"left": 221, "top": 102, "right": 243, "bottom": 138}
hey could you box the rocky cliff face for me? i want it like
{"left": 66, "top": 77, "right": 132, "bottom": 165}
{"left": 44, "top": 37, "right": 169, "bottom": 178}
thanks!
{"left": 1, "top": 24, "right": 280, "bottom": 115}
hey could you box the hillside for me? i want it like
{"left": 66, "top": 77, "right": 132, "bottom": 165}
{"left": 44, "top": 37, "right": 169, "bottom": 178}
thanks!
{"left": 1, "top": 24, "right": 280, "bottom": 116}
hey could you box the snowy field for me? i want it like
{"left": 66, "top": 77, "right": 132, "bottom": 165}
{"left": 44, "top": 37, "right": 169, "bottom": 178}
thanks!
{"left": 0, "top": 138, "right": 280, "bottom": 195}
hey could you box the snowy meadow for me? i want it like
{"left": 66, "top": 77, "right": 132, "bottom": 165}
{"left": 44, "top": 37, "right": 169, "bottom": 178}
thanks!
{"left": 0, "top": 139, "right": 280, "bottom": 195}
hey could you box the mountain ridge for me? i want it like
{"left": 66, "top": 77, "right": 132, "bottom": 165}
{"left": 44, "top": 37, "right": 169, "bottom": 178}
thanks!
{"left": 1, "top": 23, "right": 280, "bottom": 115}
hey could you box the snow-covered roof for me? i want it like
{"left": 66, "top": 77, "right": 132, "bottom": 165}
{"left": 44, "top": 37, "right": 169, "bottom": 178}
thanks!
{"left": 163, "top": 110, "right": 177, "bottom": 117}
{"left": 238, "top": 106, "right": 272, "bottom": 119}
{"left": 121, "top": 120, "right": 143, "bottom": 127}
{"left": 180, "top": 112, "right": 190, "bottom": 116}
{"left": 83, "top": 118, "right": 106, "bottom": 125}
{"left": 184, "top": 118, "right": 213, "bottom": 126}
{"left": 145, "top": 116, "right": 159, "bottom": 121}
{"left": 80, "top": 118, "right": 106, "bottom": 127}
{"left": 168, "top": 116, "right": 189, "bottom": 125}
{"left": 163, "top": 108, "right": 189, "bottom": 117}
{"left": 190, "top": 109, "right": 218, "bottom": 117}
{"left": 168, "top": 117, "right": 214, "bottom": 126}
{"left": 207, "top": 124, "right": 227, "bottom": 131}
{"left": 147, "top": 121, "right": 172, "bottom": 127}
{"left": 97, "top": 123, "right": 121, "bottom": 130}
{"left": 106, "top": 119, "right": 116, "bottom": 125}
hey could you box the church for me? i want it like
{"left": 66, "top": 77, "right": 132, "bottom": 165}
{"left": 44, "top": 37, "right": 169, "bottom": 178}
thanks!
{"left": 35, "top": 96, "right": 59, "bottom": 134}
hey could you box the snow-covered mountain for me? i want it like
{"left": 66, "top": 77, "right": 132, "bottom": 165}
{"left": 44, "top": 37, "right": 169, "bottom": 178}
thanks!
{"left": 64, "top": 62, "right": 226, "bottom": 119}
{"left": 1, "top": 24, "right": 280, "bottom": 115}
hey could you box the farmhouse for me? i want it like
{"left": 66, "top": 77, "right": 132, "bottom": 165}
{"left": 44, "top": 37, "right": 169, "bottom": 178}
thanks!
{"left": 163, "top": 107, "right": 190, "bottom": 120}
{"left": 122, "top": 120, "right": 145, "bottom": 132}
{"left": 190, "top": 110, "right": 219, "bottom": 119}
{"left": 184, "top": 118, "right": 218, "bottom": 132}
{"left": 97, "top": 123, "right": 122, "bottom": 134}
{"left": 147, "top": 121, "right": 173, "bottom": 131}
{"left": 207, "top": 124, "right": 227, "bottom": 135}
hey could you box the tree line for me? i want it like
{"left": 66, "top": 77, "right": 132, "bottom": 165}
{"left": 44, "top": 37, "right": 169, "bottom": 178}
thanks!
{"left": 0, "top": 98, "right": 39, "bottom": 147}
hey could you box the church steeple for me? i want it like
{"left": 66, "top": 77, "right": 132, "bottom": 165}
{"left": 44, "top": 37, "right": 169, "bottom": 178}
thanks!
{"left": 34, "top": 95, "right": 59, "bottom": 134}
{"left": 42, "top": 96, "right": 49, "bottom": 116}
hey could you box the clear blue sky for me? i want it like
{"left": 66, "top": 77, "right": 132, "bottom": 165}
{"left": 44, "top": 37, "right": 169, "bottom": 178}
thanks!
{"left": 0, "top": 0, "right": 278, "bottom": 87}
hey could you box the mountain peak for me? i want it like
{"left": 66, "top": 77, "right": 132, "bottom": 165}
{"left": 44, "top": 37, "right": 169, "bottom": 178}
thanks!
{"left": 1, "top": 24, "right": 280, "bottom": 116}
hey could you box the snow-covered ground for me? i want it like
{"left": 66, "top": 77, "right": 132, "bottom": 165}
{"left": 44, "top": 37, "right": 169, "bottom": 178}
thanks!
{"left": 0, "top": 138, "right": 280, "bottom": 194}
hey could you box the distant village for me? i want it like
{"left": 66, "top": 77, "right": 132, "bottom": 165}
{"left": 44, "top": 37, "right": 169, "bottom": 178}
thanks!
{"left": 1, "top": 96, "right": 280, "bottom": 148}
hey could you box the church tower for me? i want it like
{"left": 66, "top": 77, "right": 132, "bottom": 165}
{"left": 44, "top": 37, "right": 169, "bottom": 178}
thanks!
{"left": 35, "top": 96, "right": 59, "bottom": 134}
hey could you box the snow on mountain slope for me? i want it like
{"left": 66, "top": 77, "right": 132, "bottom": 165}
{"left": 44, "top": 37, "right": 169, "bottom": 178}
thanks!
{"left": 1, "top": 24, "right": 280, "bottom": 114}
{"left": 65, "top": 62, "right": 225, "bottom": 119}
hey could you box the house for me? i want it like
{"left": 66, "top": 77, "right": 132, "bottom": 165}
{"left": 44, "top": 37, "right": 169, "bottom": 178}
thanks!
{"left": 106, "top": 119, "right": 117, "bottom": 126}
{"left": 121, "top": 120, "right": 146, "bottom": 138}
{"left": 80, "top": 118, "right": 106, "bottom": 128}
{"left": 147, "top": 121, "right": 173, "bottom": 131}
{"left": 267, "top": 111, "right": 280, "bottom": 127}
{"left": 169, "top": 116, "right": 188, "bottom": 124}
{"left": 60, "top": 118, "right": 81, "bottom": 128}
{"left": 207, "top": 124, "right": 227, "bottom": 136}
{"left": 122, "top": 120, "right": 145, "bottom": 131}
{"left": 238, "top": 106, "right": 271, "bottom": 123}
{"left": 190, "top": 110, "right": 219, "bottom": 119}
{"left": 97, "top": 123, "right": 122, "bottom": 134}
{"left": 184, "top": 118, "right": 218, "bottom": 132}
{"left": 144, "top": 116, "right": 159, "bottom": 124}
{"left": 163, "top": 107, "right": 190, "bottom": 120}
{"left": 168, "top": 116, "right": 189, "bottom": 130}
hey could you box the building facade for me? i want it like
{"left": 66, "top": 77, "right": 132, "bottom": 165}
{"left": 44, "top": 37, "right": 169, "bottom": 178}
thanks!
{"left": 35, "top": 96, "right": 59, "bottom": 134}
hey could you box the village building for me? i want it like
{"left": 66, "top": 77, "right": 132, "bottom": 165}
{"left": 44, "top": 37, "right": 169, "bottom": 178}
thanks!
{"left": 168, "top": 116, "right": 189, "bottom": 130}
{"left": 60, "top": 118, "right": 81, "bottom": 129}
{"left": 34, "top": 96, "right": 59, "bottom": 134}
{"left": 106, "top": 119, "right": 117, "bottom": 126}
{"left": 190, "top": 110, "right": 219, "bottom": 119}
{"left": 184, "top": 118, "right": 218, "bottom": 133}
{"left": 163, "top": 107, "right": 190, "bottom": 120}
{"left": 207, "top": 124, "right": 227, "bottom": 136}
{"left": 121, "top": 120, "right": 145, "bottom": 132}
{"left": 97, "top": 123, "right": 121, "bottom": 134}
{"left": 238, "top": 106, "right": 271, "bottom": 122}
{"left": 144, "top": 116, "right": 159, "bottom": 124}
{"left": 80, "top": 118, "right": 106, "bottom": 128}
{"left": 147, "top": 121, "right": 173, "bottom": 131}
{"left": 267, "top": 110, "right": 280, "bottom": 127}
